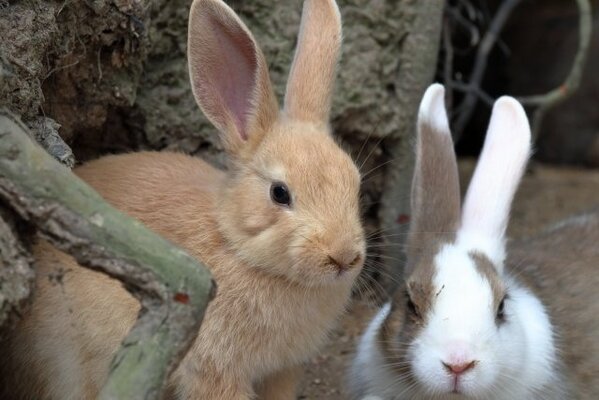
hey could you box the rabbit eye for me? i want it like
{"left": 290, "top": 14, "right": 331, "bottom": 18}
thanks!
{"left": 270, "top": 182, "right": 291, "bottom": 206}
{"left": 496, "top": 296, "right": 507, "bottom": 322}
{"left": 406, "top": 298, "right": 420, "bottom": 318}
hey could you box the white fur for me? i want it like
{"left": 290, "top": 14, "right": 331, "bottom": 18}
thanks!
{"left": 548, "top": 212, "right": 595, "bottom": 232}
{"left": 408, "top": 243, "right": 557, "bottom": 399}
{"left": 418, "top": 84, "right": 449, "bottom": 134}
{"left": 350, "top": 248, "right": 558, "bottom": 399}
{"left": 349, "top": 303, "right": 397, "bottom": 399}
{"left": 503, "top": 277, "right": 558, "bottom": 391}
{"left": 455, "top": 230, "right": 506, "bottom": 272}
{"left": 460, "top": 97, "right": 531, "bottom": 267}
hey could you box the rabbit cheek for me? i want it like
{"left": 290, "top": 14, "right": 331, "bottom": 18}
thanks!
{"left": 221, "top": 178, "right": 278, "bottom": 237}
{"left": 239, "top": 206, "right": 277, "bottom": 236}
{"left": 377, "top": 288, "right": 432, "bottom": 383}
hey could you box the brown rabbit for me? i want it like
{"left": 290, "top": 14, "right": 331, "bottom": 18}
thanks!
{"left": 0, "top": 0, "right": 365, "bottom": 399}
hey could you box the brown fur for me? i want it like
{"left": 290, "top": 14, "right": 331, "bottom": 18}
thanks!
{"left": 378, "top": 239, "right": 452, "bottom": 382}
{"left": 0, "top": 1, "right": 365, "bottom": 399}
{"left": 284, "top": 0, "right": 341, "bottom": 123}
{"left": 470, "top": 251, "right": 505, "bottom": 310}
{"left": 406, "top": 107, "right": 460, "bottom": 273}
{"left": 187, "top": 0, "right": 278, "bottom": 153}
{"left": 378, "top": 291, "right": 416, "bottom": 379}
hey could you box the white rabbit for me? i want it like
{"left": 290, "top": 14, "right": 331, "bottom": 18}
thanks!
{"left": 348, "top": 83, "right": 599, "bottom": 399}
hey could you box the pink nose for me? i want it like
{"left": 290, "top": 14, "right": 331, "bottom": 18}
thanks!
{"left": 442, "top": 360, "right": 477, "bottom": 375}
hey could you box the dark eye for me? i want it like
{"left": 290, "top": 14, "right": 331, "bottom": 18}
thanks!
{"left": 497, "top": 297, "right": 506, "bottom": 321}
{"left": 270, "top": 182, "right": 291, "bottom": 206}
{"left": 407, "top": 298, "right": 420, "bottom": 318}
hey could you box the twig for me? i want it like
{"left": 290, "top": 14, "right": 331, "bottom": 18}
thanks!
{"left": 447, "top": 81, "right": 494, "bottom": 107}
{"left": 0, "top": 110, "right": 215, "bottom": 400}
{"left": 452, "top": 0, "right": 522, "bottom": 142}
{"left": 445, "top": 4, "right": 481, "bottom": 48}
{"left": 43, "top": 59, "right": 79, "bottom": 80}
{"left": 518, "top": 0, "right": 592, "bottom": 140}
{"left": 97, "top": 47, "right": 103, "bottom": 82}
{"left": 442, "top": 15, "right": 455, "bottom": 111}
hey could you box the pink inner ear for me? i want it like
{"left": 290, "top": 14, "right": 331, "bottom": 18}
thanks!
{"left": 207, "top": 18, "right": 257, "bottom": 141}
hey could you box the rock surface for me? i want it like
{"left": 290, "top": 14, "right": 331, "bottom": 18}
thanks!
{"left": 0, "top": 0, "right": 443, "bottom": 305}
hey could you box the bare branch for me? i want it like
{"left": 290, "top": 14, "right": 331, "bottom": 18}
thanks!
{"left": 450, "top": 0, "right": 592, "bottom": 144}
{"left": 443, "top": 15, "right": 455, "bottom": 111}
{"left": 0, "top": 110, "right": 215, "bottom": 400}
{"left": 518, "top": 0, "right": 592, "bottom": 140}
{"left": 447, "top": 81, "right": 494, "bottom": 107}
{"left": 452, "top": 0, "right": 522, "bottom": 141}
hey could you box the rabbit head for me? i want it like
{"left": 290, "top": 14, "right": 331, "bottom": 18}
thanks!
{"left": 187, "top": 0, "right": 365, "bottom": 287}
{"left": 376, "top": 84, "right": 550, "bottom": 398}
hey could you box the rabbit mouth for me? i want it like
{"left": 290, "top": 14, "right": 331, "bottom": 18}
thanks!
{"left": 329, "top": 262, "right": 349, "bottom": 277}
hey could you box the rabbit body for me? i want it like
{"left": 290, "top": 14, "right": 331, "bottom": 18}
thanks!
{"left": 1, "top": 0, "right": 366, "bottom": 398}
{"left": 349, "top": 84, "right": 599, "bottom": 399}
{"left": 352, "top": 212, "right": 599, "bottom": 400}
{"left": 508, "top": 211, "right": 599, "bottom": 398}
{"left": 2, "top": 150, "right": 358, "bottom": 399}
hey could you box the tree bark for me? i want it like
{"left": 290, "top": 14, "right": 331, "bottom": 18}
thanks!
{"left": 0, "top": 208, "right": 34, "bottom": 330}
{"left": 377, "top": 0, "right": 445, "bottom": 292}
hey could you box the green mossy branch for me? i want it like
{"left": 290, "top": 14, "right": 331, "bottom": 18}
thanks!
{"left": 0, "top": 110, "right": 215, "bottom": 400}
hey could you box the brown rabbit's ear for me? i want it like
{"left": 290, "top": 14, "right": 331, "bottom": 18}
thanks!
{"left": 407, "top": 84, "right": 461, "bottom": 267}
{"left": 283, "top": 0, "right": 342, "bottom": 124}
{"left": 188, "top": 0, "right": 278, "bottom": 155}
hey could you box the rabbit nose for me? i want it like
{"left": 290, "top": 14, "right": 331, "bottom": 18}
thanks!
{"left": 442, "top": 360, "right": 477, "bottom": 375}
{"left": 328, "top": 252, "right": 362, "bottom": 272}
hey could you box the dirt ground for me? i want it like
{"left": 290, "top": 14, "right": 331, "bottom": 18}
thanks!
{"left": 299, "top": 160, "right": 599, "bottom": 399}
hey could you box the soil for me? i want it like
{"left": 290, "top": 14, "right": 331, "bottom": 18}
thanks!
{"left": 299, "top": 160, "right": 599, "bottom": 399}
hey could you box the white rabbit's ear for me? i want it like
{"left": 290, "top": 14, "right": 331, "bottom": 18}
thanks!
{"left": 284, "top": 0, "right": 342, "bottom": 124}
{"left": 187, "top": 0, "right": 278, "bottom": 156}
{"left": 459, "top": 97, "right": 531, "bottom": 266}
{"left": 407, "top": 84, "right": 461, "bottom": 267}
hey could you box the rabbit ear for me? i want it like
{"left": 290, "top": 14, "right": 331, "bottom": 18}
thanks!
{"left": 458, "top": 97, "right": 531, "bottom": 266}
{"left": 407, "top": 84, "right": 461, "bottom": 266}
{"left": 188, "top": 0, "right": 278, "bottom": 155}
{"left": 283, "top": 0, "right": 342, "bottom": 124}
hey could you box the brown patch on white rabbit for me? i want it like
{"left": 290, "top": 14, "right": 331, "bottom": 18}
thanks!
{"left": 377, "top": 291, "right": 418, "bottom": 382}
{"left": 0, "top": 1, "right": 365, "bottom": 399}
{"left": 377, "top": 241, "right": 450, "bottom": 382}
{"left": 470, "top": 251, "right": 505, "bottom": 311}
{"left": 406, "top": 105, "right": 461, "bottom": 273}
